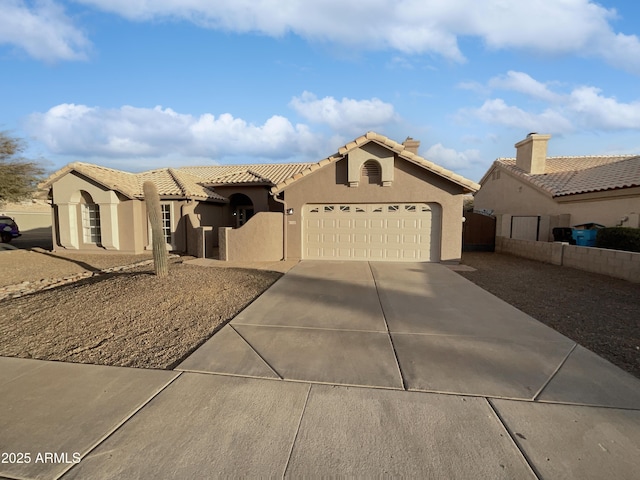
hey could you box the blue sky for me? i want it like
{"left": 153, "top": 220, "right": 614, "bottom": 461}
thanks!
{"left": 1, "top": 0, "right": 640, "bottom": 182}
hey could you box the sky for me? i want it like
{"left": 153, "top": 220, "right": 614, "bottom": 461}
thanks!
{"left": 1, "top": 0, "right": 640, "bottom": 182}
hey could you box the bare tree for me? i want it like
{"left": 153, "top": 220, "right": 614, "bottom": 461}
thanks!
{"left": 0, "top": 132, "right": 45, "bottom": 205}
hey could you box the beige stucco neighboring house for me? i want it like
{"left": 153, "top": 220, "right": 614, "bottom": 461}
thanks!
{"left": 474, "top": 133, "right": 640, "bottom": 241}
{"left": 40, "top": 132, "right": 479, "bottom": 262}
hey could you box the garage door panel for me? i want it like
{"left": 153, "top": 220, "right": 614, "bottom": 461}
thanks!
{"left": 353, "top": 219, "right": 368, "bottom": 228}
{"left": 303, "top": 203, "right": 438, "bottom": 262}
{"left": 353, "top": 233, "right": 368, "bottom": 243}
{"left": 402, "top": 234, "right": 419, "bottom": 244}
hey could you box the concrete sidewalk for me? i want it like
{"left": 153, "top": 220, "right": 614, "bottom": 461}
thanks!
{"left": 1, "top": 261, "right": 639, "bottom": 479}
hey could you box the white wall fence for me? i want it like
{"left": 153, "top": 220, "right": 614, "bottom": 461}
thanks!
{"left": 496, "top": 237, "right": 640, "bottom": 283}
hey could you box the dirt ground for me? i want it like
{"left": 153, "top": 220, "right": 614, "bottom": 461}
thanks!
{"left": 460, "top": 252, "right": 640, "bottom": 379}
{"left": 0, "top": 249, "right": 155, "bottom": 287}
{"left": 0, "top": 261, "right": 281, "bottom": 369}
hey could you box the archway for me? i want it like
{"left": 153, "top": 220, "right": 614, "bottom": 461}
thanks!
{"left": 229, "top": 193, "right": 254, "bottom": 227}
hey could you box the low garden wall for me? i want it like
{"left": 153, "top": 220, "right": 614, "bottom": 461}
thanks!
{"left": 219, "top": 212, "right": 283, "bottom": 262}
{"left": 496, "top": 236, "right": 640, "bottom": 283}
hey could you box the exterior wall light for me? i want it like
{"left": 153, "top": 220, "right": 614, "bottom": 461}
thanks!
{"left": 286, "top": 208, "right": 294, "bottom": 215}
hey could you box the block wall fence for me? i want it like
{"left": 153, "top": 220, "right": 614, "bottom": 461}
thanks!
{"left": 495, "top": 237, "right": 640, "bottom": 283}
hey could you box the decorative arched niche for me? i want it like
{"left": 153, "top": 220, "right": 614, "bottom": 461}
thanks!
{"left": 347, "top": 144, "right": 394, "bottom": 187}
{"left": 360, "top": 160, "right": 382, "bottom": 185}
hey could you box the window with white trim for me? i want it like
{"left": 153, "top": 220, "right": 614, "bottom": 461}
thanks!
{"left": 161, "top": 204, "right": 171, "bottom": 244}
{"left": 82, "top": 204, "right": 101, "bottom": 244}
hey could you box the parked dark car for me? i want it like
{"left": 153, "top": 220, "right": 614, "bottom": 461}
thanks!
{"left": 0, "top": 215, "right": 21, "bottom": 243}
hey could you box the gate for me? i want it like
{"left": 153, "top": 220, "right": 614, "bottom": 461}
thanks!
{"left": 463, "top": 211, "right": 496, "bottom": 252}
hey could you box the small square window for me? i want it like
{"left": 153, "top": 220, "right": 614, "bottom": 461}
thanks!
{"left": 340, "top": 205, "right": 350, "bottom": 212}
{"left": 388, "top": 205, "right": 399, "bottom": 212}
{"left": 324, "top": 205, "right": 334, "bottom": 212}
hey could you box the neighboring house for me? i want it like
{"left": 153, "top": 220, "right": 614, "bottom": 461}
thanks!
{"left": 40, "top": 132, "right": 479, "bottom": 262}
{"left": 474, "top": 134, "right": 640, "bottom": 241}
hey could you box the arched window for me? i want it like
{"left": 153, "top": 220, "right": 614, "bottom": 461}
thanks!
{"left": 80, "top": 191, "right": 101, "bottom": 245}
{"left": 361, "top": 160, "right": 382, "bottom": 185}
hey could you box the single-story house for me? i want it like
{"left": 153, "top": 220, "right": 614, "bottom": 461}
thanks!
{"left": 41, "top": 132, "right": 480, "bottom": 262}
{"left": 474, "top": 133, "right": 640, "bottom": 241}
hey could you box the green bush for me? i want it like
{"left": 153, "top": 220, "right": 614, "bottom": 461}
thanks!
{"left": 596, "top": 227, "right": 640, "bottom": 253}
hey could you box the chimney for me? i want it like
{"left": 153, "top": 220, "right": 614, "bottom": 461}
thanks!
{"left": 515, "top": 133, "right": 551, "bottom": 174}
{"left": 402, "top": 137, "right": 420, "bottom": 155}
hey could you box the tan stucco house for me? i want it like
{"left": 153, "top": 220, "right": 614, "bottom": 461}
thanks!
{"left": 474, "top": 134, "right": 640, "bottom": 241}
{"left": 41, "top": 132, "right": 480, "bottom": 262}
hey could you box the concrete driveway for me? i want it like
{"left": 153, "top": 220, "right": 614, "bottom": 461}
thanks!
{"left": 2, "top": 261, "right": 639, "bottom": 479}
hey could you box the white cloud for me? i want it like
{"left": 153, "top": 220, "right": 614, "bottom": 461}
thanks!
{"left": 464, "top": 71, "right": 640, "bottom": 133}
{"left": 424, "top": 143, "right": 481, "bottom": 170}
{"left": 0, "top": 0, "right": 90, "bottom": 61}
{"left": 72, "top": 0, "right": 640, "bottom": 73}
{"left": 289, "top": 92, "right": 398, "bottom": 134}
{"left": 568, "top": 87, "right": 640, "bottom": 130}
{"left": 488, "top": 71, "right": 561, "bottom": 102}
{"left": 468, "top": 99, "right": 574, "bottom": 134}
{"left": 25, "top": 103, "right": 326, "bottom": 164}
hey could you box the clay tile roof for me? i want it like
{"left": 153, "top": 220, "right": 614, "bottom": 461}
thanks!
{"left": 40, "top": 162, "right": 226, "bottom": 202}
{"left": 271, "top": 131, "right": 480, "bottom": 194}
{"left": 40, "top": 162, "right": 141, "bottom": 198}
{"left": 178, "top": 164, "right": 312, "bottom": 185}
{"left": 496, "top": 155, "right": 640, "bottom": 196}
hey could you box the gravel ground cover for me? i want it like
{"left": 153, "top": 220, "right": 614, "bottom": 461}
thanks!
{"left": 0, "top": 249, "right": 154, "bottom": 287}
{"left": 460, "top": 252, "right": 640, "bottom": 379}
{"left": 0, "top": 261, "right": 281, "bottom": 369}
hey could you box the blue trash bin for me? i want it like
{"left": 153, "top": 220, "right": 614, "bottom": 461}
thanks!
{"left": 571, "top": 223, "right": 605, "bottom": 247}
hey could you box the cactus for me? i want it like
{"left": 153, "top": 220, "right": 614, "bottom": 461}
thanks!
{"left": 143, "top": 181, "right": 169, "bottom": 277}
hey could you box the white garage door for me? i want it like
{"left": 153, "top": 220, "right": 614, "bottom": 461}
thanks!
{"left": 303, "top": 203, "right": 439, "bottom": 261}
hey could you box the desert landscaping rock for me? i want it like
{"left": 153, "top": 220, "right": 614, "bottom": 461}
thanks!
{"left": 460, "top": 252, "right": 640, "bottom": 379}
{"left": 0, "top": 263, "right": 281, "bottom": 369}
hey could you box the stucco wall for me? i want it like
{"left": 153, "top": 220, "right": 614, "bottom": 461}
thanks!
{"left": 50, "top": 172, "right": 217, "bottom": 254}
{"left": 52, "top": 172, "right": 138, "bottom": 252}
{"left": 219, "top": 212, "right": 283, "bottom": 261}
{"left": 280, "top": 156, "right": 465, "bottom": 262}
{"left": 475, "top": 169, "right": 640, "bottom": 230}
{"left": 185, "top": 202, "right": 225, "bottom": 251}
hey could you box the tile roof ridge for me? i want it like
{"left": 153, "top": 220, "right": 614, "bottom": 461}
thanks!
{"left": 77, "top": 161, "right": 137, "bottom": 175}
{"left": 167, "top": 168, "right": 190, "bottom": 197}
{"left": 244, "top": 169, "right": 272, "bottom": 183}
{"left": 178, "top": 161, "right": 314, "bottom": 169}
{"left": 499, "top": 154, "right": 636, "bottom": 161}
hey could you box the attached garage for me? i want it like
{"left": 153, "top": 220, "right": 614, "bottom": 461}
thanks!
{"left": 269, "top": 132, "right": 480, "bottom": 263}
{"left": 303, "top": 203, "right": 440, "bottom": 261}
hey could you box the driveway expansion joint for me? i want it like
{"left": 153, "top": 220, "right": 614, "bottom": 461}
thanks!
{"left": 368, "top": 261, "right": 407, "bottom": 391}
{"left": 486, "top": 398, "right": 542, "bottom": 480}
{"left": 533, "top": 343, "right": 577, "bottom": 401}
{"left": 55, "top": 371, "right": 183, "bottom": 480}
{"left": 229, "top": 324, "right": 283, "bottom": 380}
{"left": 283, "top": 384, "right": 312, "bottom": 478}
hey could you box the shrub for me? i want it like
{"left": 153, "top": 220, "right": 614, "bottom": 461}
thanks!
{"left": 596, "top": 227, "right": 640, "bottom": 253}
